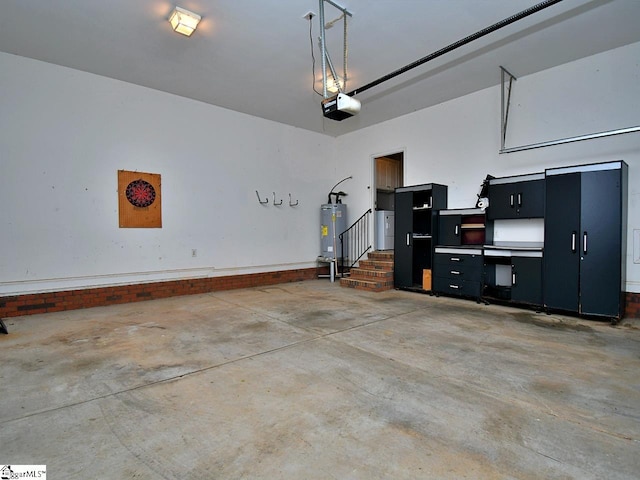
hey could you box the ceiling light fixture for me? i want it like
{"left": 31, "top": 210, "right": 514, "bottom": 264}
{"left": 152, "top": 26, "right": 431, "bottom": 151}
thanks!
{"left": 169, "top": 6, "right": 201, "bottom": 37}
{"left": 322, "top": 74, "right": 343, "bottom": 94}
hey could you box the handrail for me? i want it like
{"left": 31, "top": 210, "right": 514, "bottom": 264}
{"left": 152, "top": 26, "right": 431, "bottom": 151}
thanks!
{"left": 338, "top": 208, "right": 372, "bottom": 277}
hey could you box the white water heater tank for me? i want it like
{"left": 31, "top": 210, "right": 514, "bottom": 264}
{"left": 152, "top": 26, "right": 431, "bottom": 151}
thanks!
{"left": 320, "top": 204, "right": 347, "bottom": 258}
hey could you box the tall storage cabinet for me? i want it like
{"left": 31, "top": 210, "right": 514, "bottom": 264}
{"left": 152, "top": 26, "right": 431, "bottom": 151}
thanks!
{"left": 394, "top": 184, "right": 448, "bottom": 289}
{"left": 544, "top": 161, "right": 628, "bottom": 318}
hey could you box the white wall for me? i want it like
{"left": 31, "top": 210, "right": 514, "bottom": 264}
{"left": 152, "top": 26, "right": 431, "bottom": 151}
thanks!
{"left": 0, "top": 53, "right": 340, "bottom": 294}
{"left": 3, "top": 41, "right": 639, "bottom": 296}
{"left": 337, "top": 41, "right": 640, "bottom": 293}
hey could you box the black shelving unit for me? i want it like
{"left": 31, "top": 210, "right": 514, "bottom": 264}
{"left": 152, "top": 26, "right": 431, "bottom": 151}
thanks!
{"left": 394, "top": 184, "right": 447, "bottom": 290}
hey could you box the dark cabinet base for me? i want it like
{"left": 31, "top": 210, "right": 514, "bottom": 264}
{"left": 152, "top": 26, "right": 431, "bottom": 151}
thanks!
{"left": 432, "top": 249, "right": 483, "bottom": 300}
{"left": 482, "top": 255, "right": 543, "bottom": 307}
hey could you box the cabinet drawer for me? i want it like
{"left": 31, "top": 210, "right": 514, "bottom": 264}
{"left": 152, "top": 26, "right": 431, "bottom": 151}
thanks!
{"left": 433, "top": 276, "right": 482, "bottom": 297}
{"left": 434, "top": 252, "right": 483, "bottom": 268}
{"left": 433, "top": 262, "right": 482, "bottom": 280}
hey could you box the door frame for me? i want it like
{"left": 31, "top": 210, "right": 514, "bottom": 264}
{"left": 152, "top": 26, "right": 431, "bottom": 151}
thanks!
{"left": 370, "top": 148, "right": 405, "bottom": 251}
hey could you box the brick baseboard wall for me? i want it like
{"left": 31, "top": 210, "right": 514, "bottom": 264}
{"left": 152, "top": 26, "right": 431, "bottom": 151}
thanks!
{"left": 0, "top": 267, "right": 321, "bottom": 318}
{"left": 625, "top": 292, "right": 640, "bottom": 319}
{"left": 1, "top": 271, "right": 638, "bottom": 319}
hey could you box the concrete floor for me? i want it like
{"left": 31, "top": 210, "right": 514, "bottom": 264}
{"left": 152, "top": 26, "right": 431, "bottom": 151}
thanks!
{"left": 1, "top": 280, "right": 639, "bottom": 479}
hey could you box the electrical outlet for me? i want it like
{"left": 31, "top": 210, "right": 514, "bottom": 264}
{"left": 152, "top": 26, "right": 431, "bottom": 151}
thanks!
{"left": 192, "top": 249, "right": 197, "bottom": 258}
{"left": 302, "top": 11, "right": 316, "bottom": 20}
{"left": 634, "top": 229, "right": 640, "bottom": 264}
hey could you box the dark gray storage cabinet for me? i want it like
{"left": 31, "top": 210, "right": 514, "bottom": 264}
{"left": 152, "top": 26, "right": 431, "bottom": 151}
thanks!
{"left": 511, "top": 256, "right": 543, "bottom": 305}
{"left": 433, "top": 248, "right": 483, "bottom": 298}
{"left": 438, "top": 215, "right": 461, "bottom": 246}
{"left": 543, "top": 161, "right": 628, "bottom": 319}
{"left": 394, "top": 184, "right": 448, "bottom": 289}
{"left": 438, "top": 208, "right": 486, "bottom": 246}
{"left": 487, "top": 173, "right": 545, "bottom": 220}
{"left": 483, "top": 249, "right": 543, "bottom": 307}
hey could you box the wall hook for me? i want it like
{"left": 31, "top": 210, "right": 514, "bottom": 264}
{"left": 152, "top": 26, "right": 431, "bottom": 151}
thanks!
{"left": 256, "top": 190, "right": 268, "bottom": 205}
{"left": 289, "top": 193, "right": 299, "bottom": 206}
{"left": 273, "top": 192, "right": 283, "bottom": 206}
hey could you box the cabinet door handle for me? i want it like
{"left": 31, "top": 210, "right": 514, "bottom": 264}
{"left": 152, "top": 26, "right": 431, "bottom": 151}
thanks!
{"left": 512, "top": 272, "right": 517, "bottom": 285}
{"left": 454, "top": 225, "right": 459, "bottom": 236}
{"left": 449, "top": 284, "right": 460, "bottom": 289}
{"left": 517, "top": 193, "right": 522, "bottom": 207}
{"left": 406, "top": 233, "right": 411, "bottom": 246}
{"left": 450, "top": 257, "right": 461, "bottom": 262}
{"left": 583, "top": 231, "right": 588, "bottom": 254}
{"left": 450, "top": 270, "right": 461, "bottom": 275}
{"left": 509, "top": 194, "right": 514, "bottom": 208}
{"left": 571, "top": 231, "right": 577, "bottom": 253}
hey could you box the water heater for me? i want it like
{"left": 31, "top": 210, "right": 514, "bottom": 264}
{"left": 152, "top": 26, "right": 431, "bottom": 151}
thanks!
{"left": 320, "top": 204, "right": 347, "bottom": 259}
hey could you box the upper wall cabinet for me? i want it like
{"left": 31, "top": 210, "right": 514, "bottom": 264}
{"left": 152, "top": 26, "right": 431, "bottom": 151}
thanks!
{"left": 437, "top": 208, "right": 485, "bottom": 246}
{"left": 486, "top": 173, "right": 545, "bottom": 220}
{"left": 376, "top": 157, "right": 402, "bottom": 192}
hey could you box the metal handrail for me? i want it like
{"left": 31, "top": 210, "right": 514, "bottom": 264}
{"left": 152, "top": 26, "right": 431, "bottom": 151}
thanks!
{"left": 338, "top": 208, "right": 372, "bottom": 277}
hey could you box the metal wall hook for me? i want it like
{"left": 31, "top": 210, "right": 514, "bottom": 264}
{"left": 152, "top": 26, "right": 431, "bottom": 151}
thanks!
{"left": 256, "top": 190, "right": 268, "bottom": 204}
{"left": 289, "top": 194, "right": 299, "bottom": 206}
{"left": 273, "top": 192, "right": 283, "bottom": 206}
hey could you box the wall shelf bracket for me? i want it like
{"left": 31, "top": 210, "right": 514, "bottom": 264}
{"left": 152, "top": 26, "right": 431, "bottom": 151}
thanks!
{"left": 500, "top": 66, "right": 517, "bottom": 151}
{"left": 498, "top": 67, "right": 640, "bottom": 154}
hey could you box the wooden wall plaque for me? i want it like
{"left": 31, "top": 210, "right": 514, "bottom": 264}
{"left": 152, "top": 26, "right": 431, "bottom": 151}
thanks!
{"left": 118, "top": 170, "right": 162, "bottom": 228}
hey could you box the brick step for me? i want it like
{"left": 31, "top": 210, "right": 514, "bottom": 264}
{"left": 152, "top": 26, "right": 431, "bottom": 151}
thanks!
{"left": 339, "top": 277, "right": 395, "bottom": 292}
{"left": 368, "top": 250, "right": 394, "bottom": 261}
{"left": 349, "top": 268, "right": 394, "bottom": 280}
{"left": 358, "top": 259, "right": 394, "bottom": 271}
{"left": 340, "top": 250, "right": 395, "bottom": 293}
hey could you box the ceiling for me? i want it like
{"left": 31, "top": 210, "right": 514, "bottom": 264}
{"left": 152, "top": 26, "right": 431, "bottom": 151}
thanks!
{"left": 2, "top": 0, "right": 639, "bottom": 137}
